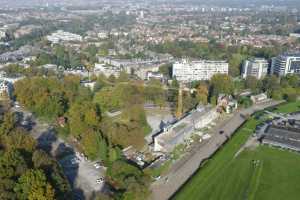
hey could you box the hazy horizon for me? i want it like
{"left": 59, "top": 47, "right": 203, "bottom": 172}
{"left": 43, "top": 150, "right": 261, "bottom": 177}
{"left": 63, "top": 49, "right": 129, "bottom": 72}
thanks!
{"left": 0, "top": 0, "right": 299, "bottom": 8}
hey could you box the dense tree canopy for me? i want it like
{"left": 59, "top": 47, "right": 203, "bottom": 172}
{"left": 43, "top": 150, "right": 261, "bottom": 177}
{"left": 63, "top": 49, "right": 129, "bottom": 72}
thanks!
{"left": 0, "top": 111, "right": 72, "bottom": 200}
{"left": 210, "top": 74, "right": 234, "bottom": 96}
{"left": 107, "top": 159, "right": 150, "bottom": 200}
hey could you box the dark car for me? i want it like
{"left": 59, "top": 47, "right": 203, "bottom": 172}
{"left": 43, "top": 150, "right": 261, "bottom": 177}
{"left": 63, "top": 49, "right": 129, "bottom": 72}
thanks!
{"left": 219, "top": 130, "right": 224, "bottom": 135}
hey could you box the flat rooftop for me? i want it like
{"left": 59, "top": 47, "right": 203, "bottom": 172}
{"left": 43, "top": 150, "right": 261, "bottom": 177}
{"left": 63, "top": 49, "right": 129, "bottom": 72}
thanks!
{"left": 262, "top": 126, "right": 300, "bottom": 151}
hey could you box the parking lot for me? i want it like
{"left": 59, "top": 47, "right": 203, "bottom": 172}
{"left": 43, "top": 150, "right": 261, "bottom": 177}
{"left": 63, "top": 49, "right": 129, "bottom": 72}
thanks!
{"left": 59, "top": 154, "right": 106, "bottom": 197}
{"left": 12, "top": 105, "right": 106, "bottom": 199}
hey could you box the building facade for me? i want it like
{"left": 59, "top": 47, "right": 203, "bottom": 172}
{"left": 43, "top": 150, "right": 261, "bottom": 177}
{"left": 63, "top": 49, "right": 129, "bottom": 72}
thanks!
{"left": 241, "top": 58, "right": 269, "bottom": 79}
{"left": 271, "top": 53, "right": 300, "bottom": 76}
{"left": 154, "top": 106, "right": 218, "bottom": 153}
{"left": 94, "top": 63, "right": 121, "bottom": 77}
{"left": 172, "top": 59, "right": 228, "bottom": 82}
{"left": 47, "top": 30, "right": 82, "bottom": 44}
{"left": 0, "top": 80, "right": 12, "bottom": 99}
{"left": 0, "top": 30, "right": 6, "bottom": 40}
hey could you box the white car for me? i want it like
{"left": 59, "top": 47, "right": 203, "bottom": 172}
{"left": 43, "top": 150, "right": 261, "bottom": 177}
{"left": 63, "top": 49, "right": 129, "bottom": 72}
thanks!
{"left": 94, "top": 163, "right": 101, "bottom": 169}
{"left": 70, "top": 158, "right": 78, "bottom": 165}
{"left": 14, "top": 103, "right": 20, "bottom": 108}
{"left": 96, "top": 178, "right": 104, "bottom": 184}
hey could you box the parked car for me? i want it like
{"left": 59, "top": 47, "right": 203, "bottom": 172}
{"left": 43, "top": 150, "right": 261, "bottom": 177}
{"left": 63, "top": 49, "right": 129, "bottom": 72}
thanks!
{"left": 14, "top": 102, "right": 20, "bottom": 108}
{"left": 94, "top": 163, "right": 101, "bottom": 169}
{"left": 71, "top": 157, "right": 79, "bottom": 165}
{"left": 96, "top": 177, "right": 104, "bottom": 184}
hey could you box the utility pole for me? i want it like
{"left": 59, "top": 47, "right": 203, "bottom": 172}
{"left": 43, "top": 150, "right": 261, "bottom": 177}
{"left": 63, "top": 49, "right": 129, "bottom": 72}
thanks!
{"left": 176, "top": 83, "right": 183, "bottom": 119}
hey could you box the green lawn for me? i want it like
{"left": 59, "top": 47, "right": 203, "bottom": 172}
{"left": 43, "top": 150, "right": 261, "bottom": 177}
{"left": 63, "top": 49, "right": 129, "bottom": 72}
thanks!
{"left": 173, "top": 101, "right": 300, "bottom": 200}
{"left": 273, "top": 101, "right": 300, "bottom": 114}
{"left": 174, "top": 146, "right": 300, "bottom": 200}
{"left": 173, "top": 118, "right": 259, "bottom": 200}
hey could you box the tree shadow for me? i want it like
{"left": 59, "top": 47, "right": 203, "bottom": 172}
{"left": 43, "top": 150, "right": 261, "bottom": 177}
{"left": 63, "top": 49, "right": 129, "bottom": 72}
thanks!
{"left": 56, "top": 143, "right": 87, "bottom": 200}
{"left": 37, "top": 132, "right": 86, "bottom": 199}
{"left": 36, "top": 129, "right": 57, "bottom": 153}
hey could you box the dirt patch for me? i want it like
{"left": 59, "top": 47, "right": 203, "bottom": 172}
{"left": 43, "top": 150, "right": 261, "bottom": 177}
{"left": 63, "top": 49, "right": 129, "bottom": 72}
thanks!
{"left": 234, "top": 137, "right": 259, "bottom": 158}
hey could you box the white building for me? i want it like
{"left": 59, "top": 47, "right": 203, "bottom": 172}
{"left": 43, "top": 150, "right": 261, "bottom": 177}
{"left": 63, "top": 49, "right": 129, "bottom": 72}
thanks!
{"left": 97, "top": 56, "right": 163, "bottom": 79}
{"left": 0, "top": 30, "right": 6, "bottom": 40}
{"left": 147, "top": 71, "right": 164, "bottom": 80}
{"left": 136, "top": 65, "right": 159, "bottom": 80}
{"left": 172, "top": 59, "right": 228, "bottom": 82}
{"left": 271, "top": 53, "right": 300, "bottom": 76}
{"left": 0, "top": 80, "right": 12, "bottom": 98}
{"left": 97, "top": 31, "right": 109, "bottom": 39}
{"left": 47, "top": 30, "right": 82, "bottom": 44}
{"left": 242, "top": 58, "right": 269, "bottom": 79}
{"left": 94, "top": 63, "right": 121, "bottom": 77}
{"left": 154, "top": 106, "right": 218, "bottom": 153}
{"left": 289, "top": 33, "right": 300, "bottom": 38}
{"left": 250, "top": 93, "right": 269, "bottom": 104}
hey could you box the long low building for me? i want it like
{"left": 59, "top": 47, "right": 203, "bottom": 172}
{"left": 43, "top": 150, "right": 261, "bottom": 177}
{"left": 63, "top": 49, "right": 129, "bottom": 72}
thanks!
{"left": 94, "top": 63, "right": 121, "bottom": 77}
{"left": 262, "top": 126, "right": 300, "bottom": 152}
{"left": 47, "top": 30, "right": 82, "bottom": 44}
{"left": 172, "top": 59, "right": 228, "bottom": 82}
{"left": 97, "top": 56, "right": 165, "bottom": 79}
{"left": 154, "top": 106, "right": 219, "bottom": 153}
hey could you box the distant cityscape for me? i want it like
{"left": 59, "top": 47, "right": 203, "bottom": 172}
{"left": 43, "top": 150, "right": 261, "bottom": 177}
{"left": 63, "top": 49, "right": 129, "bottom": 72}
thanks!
{"left": 0, "top": 1, "right": 299, "bottom": 200}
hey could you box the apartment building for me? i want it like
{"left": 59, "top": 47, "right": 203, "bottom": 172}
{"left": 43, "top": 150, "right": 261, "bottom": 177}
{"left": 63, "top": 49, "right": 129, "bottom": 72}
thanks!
{"left": 271, "top": 53, "right": 300, "bottom": 76}
{"left": 172, "top": 59, "right": 228, "bottom": 82}
{"left": 242, "top": 58, "right": 269, "bottom": 79}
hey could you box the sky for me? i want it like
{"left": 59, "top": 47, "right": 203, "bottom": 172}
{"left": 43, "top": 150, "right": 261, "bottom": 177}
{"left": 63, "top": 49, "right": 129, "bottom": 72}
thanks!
{"left": 0, "top": 0, "right": 298, "bottom": 8}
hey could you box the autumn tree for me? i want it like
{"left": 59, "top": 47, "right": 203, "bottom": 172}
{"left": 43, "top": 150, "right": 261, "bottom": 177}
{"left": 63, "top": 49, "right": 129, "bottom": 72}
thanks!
{"left": 245, "top": 76, "right": 260, "bottom": 93}
{"left": 107, "top": 160, "right": 150, "bottom": 199}
{"left": 0, "top": 150, "right": 28, "bottom": 199}
{"left": 210, "top": 74, "right": 234, "bottom": 96}
{"left": 14, "top": 169, "right": 55, "bottom": 200}
{"left": 0, "top": 112, "right": 17, "bottom": 136}
{"left": 195, "top": 84, "right": 209, "bottom": 105}
{"left": 262, "top": 75, "right": 280, "bottom": 96}
{"left": 68, "top": 102, "right": 101, "bottom": 138}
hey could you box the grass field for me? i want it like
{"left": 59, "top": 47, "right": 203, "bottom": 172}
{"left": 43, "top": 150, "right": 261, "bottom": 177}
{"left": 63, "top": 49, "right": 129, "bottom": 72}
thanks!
{"left": 272, "top": 101, "right": 300, "bottom": 114}
{"left": 173, "top": 101, "right": 300, "bottom": 200}
{"left": 174, "top": 146, "right": 300, "bottom": 200}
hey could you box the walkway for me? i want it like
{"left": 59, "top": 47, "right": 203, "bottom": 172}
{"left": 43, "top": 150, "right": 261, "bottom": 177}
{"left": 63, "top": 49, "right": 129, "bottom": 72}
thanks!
{"left": 150, "top": 100, "right": 283, "bottom": 200}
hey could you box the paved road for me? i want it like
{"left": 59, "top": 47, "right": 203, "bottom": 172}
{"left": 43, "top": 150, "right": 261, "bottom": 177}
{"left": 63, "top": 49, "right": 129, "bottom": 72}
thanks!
{"left": 12, "top": 106, "right": 106, "bottom": 200}
{"left": 150, "top": 101, "right": 283, "bottom": 200}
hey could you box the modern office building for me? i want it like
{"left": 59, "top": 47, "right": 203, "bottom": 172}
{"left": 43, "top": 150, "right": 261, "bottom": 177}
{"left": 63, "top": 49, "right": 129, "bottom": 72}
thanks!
{"left": 172, "top": 59, "right": 228, "bottom": 82}
{"left": 271, "top": 53, "right": 300, "bottom": 76}
{"left": 241, "top": 58, "right": 269, "bottom": 79}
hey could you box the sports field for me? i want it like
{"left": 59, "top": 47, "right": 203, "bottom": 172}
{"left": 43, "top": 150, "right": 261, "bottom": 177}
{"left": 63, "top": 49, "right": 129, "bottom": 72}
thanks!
{"left": 173, "top": 102, "right": 300, "bottom": 200}
{"left": 174, "top": 145, "right": 300, "bottom": 200}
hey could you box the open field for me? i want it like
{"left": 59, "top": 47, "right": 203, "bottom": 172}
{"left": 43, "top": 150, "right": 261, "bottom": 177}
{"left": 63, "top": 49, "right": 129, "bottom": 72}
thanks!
{"left": 173, "top": 101, "right": 300, "bottom": 200}
{"left": 172, "top": 117, "right": 259, "bottom": 200}
{"left": 174, "top": 145, "right": 300, "bottom": 200}
{"left": 271, "top": 101, "right": 300, "bottom": 114}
